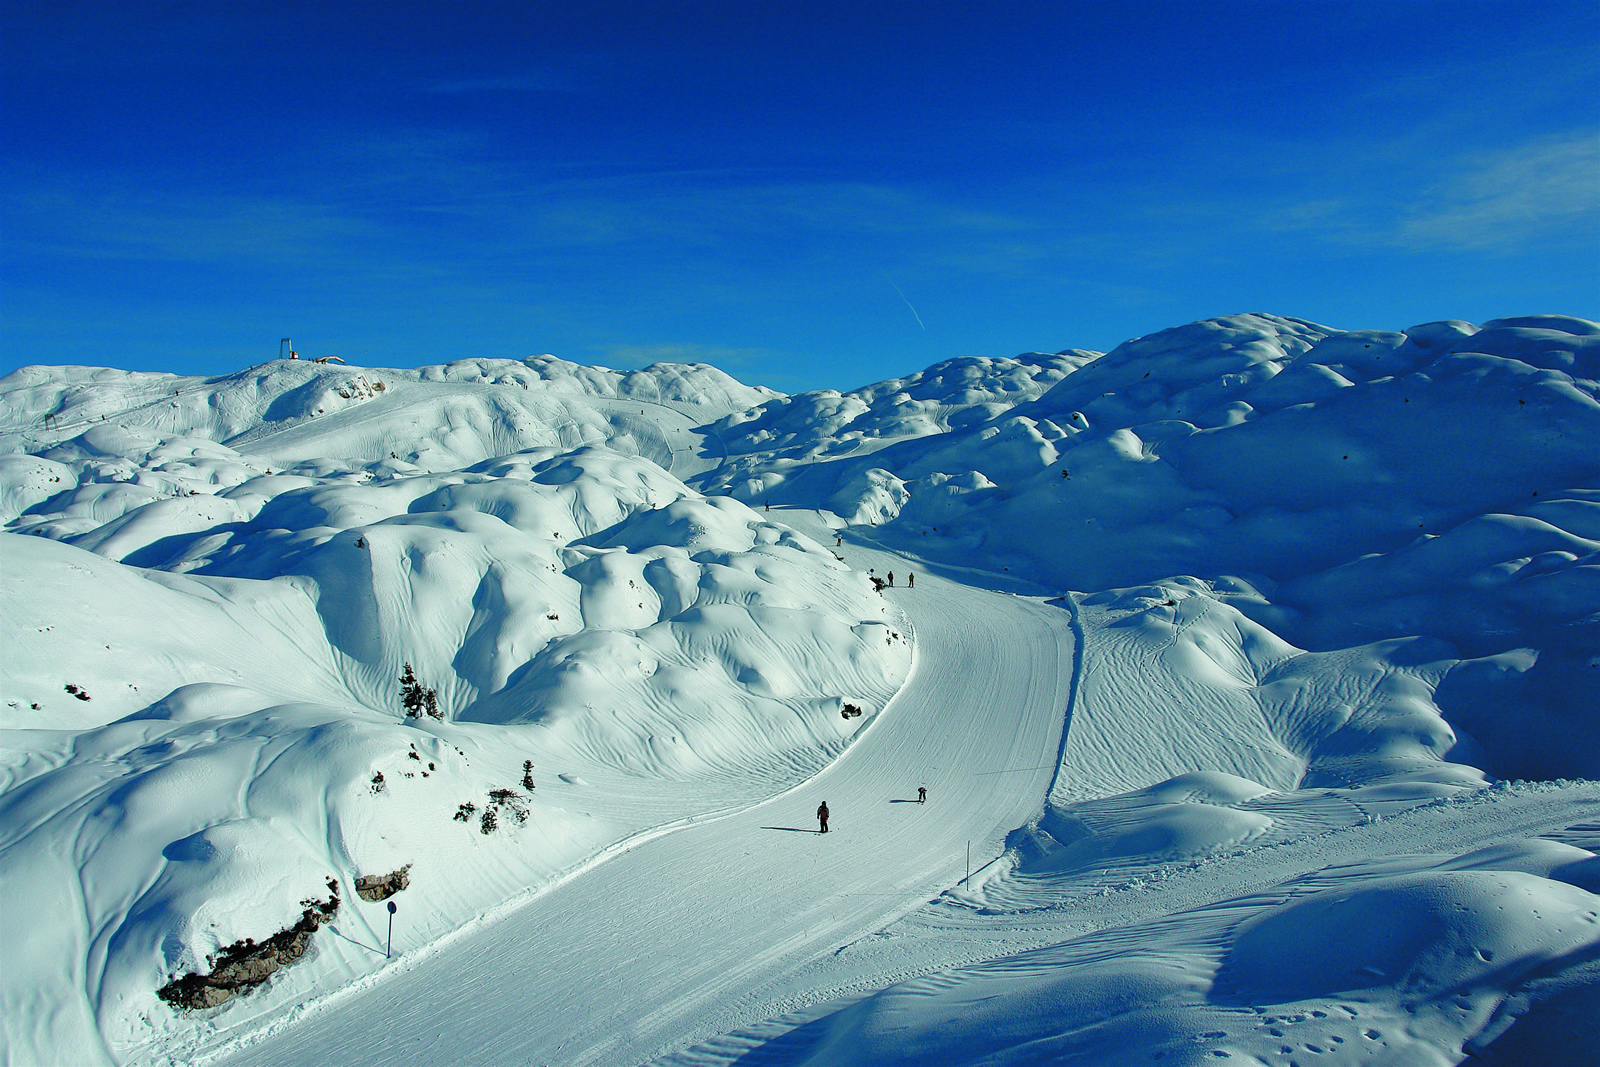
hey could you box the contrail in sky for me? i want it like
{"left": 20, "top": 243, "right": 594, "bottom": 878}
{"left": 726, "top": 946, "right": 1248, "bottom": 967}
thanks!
{"left": 886, "top": 280, "right": 927, "bottom": 331}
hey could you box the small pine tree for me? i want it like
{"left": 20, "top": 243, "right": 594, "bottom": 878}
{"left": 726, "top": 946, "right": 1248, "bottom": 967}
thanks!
{"left": 400, "top": 663, "right": 424, "bottom": 716}
{"left": 480, "top": 807, "right": 498, "bottom": 834}
{"left": 400, "top": 664, "right": 444, "bottom": 719}
{"left": 522, "top": 760, "right": 536, "bottom": 790}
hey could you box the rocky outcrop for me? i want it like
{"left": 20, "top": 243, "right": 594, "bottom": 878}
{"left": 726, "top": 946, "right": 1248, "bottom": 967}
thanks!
{"left": 157, "top": 883, "right": 339, "bottom": 1011}
{"left": 354, "top": 864, "right": 411, "bottom": 902}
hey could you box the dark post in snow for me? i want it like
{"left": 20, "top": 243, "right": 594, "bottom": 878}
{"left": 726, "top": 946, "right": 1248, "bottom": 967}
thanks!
{"left": 386, "top": 900, "right": 397, "bottom": 958}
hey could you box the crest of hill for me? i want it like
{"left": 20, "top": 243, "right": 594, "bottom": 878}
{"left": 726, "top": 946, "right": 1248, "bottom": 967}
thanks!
{"left": 726, "top": 314, "right": 1596, "bottom": 609}
{"left": 714, "top": 312, "right": 1599, "bottom": 777}
{"left": 0, "top": 356, "right": 780, "bottom": 533}
{"left": 0, "top": 356, "right": 777, "bottom": 470}
{"left": 698, "top": 350, "right": 1098, "bottom": 497}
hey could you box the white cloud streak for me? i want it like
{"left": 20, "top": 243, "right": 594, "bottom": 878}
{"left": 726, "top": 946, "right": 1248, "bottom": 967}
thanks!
{"left": 1394, "top": 133, "right": 1600, "bottom": 250}
{"left": 1259, "top": 131, "right": 1600, "bottom": 254}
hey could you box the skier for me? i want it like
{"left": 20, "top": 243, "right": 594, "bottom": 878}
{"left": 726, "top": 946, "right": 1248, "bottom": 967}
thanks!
{"left": 917, "top": 786, "right": 926, "bottom": 803}
{"left": 908, "top": 572, "right": 915, "bottom": 588}
{"left": 887, "top": 571, "right": 895, "bottom": 587}
{"left": 817, "top": 801, "right": 830, "bottom": 833}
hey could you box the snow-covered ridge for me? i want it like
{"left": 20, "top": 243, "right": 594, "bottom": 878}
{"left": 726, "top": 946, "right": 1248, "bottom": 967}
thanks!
{"left": 697, "top": 350, "right": 1098, "bottom": 499}
{"left": 0, "top": 355, "right": 778, "bottom": 483}
{"left": 721, "top": 313, "right": 1600, "bottom": 777}
{"left": 3, "top": 314, "right": 1596, "bottom": 1067}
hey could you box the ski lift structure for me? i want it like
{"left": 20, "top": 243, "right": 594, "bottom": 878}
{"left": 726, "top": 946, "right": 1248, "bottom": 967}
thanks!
{"left": 280, "top": 338, "right": 344, "bottom": 364}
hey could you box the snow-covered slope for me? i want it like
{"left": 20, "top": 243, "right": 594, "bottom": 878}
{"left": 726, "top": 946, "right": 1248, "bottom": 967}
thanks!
{"left": 653, "top": 573, "right": 1596, "bottom": 1067}
{"left": 2, "top": 318, "right": 1596, "bottom": 1067}
{"left": 714, "top": 315, "right": 1600, "bottom": 778}
{"left": 0, "top": 357, "right": 902, "bottom": 1065}
{"left": 696, "top": 351, "right": 1097, "bottom": 504}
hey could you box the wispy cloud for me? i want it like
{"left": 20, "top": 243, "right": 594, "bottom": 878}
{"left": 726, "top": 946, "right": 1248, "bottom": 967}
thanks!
{"left": 471, "top": 179, "right": 1036, "bottom": 252}
{"left": 1257, "top": 132, "right": 1600, "bottom": 254}
{"left": 1394, "top": 133, "right": 1600, "bottom": 251}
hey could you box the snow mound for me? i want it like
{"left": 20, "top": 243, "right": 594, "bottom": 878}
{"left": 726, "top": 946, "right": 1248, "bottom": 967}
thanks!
{"left": 700, "top": 313, "right": 1600, "bottom": 777}
{"left": 0, "top": 356, "right": 776, "bottom": 480}
{"left": 1, "top": 354, "right": 902, "bottom": 1065}
{"left": 697, "top": 350, "right": 1096, "bottom": 500}
{"left": 1221, "top": 867, "right": 1598, "bottom": 1001}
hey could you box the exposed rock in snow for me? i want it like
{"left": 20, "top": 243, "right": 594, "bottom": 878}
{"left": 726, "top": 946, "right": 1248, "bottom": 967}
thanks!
{"left": 353, "top": 866, "right": 411, "bottom": 903}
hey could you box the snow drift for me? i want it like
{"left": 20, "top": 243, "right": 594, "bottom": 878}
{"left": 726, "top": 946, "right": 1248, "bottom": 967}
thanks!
{"left": 1, "top": 358, "right": 904, "bottom": 1065}
{"left": 3, "top": 315, "right": 1596, "bottom": 1067}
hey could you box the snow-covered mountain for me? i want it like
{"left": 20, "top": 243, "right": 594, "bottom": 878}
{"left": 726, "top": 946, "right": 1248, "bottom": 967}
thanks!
{"left": 2, "top": 321, "right": 1596, "bottom": 1067}
{"left": 710, "top": 314, "right": 1600, "bottom": 779}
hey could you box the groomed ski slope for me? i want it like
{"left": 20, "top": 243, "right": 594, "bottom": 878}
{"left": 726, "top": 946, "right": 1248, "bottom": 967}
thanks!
{"left": 191, "top": 515, "right": 1600, "bottom": 1067}
{"left": 200, "top": 520, "right": 1080, "bottom": 1067}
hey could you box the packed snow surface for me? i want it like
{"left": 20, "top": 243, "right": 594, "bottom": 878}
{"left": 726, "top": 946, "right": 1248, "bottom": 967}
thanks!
{"left": 1, "top": 322, "right": 1596, "bottom": 1067}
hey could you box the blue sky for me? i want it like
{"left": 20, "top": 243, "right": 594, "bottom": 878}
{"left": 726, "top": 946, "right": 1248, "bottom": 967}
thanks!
{"left": 3, "top": 0, "right": 1597, "bottom": 393}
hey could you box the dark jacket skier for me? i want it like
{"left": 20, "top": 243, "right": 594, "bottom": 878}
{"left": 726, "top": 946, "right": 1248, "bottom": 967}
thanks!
{"left": 917, "top": 786, "right": 926, "bottom": 803}
{"left": 817, "top": 801, "right": 830, "bottom": 833}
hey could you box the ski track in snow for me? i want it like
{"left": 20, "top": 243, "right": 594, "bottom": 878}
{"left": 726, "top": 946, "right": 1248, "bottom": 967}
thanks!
{"left": 181, "top": 514, "right": 1600, "bottom": 1066}
{"left": 197, "top": 519, "right": 1079, "bottom": 1067}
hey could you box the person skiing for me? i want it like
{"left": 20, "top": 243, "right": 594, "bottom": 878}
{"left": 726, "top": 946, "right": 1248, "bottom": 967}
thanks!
{"left": 887, "top": 571, "right": 895, "bottom": 587}
{"left": 817, "top": 801, "right": 830, "bottom": 833}
{"left": 917, "top": 786, "right": 926, "bottom": 803}
{"left": 908, "top": 572, "right": 915, "bottom": 588}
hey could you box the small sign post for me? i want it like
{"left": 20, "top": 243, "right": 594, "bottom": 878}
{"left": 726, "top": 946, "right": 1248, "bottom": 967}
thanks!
{"left": 386, "top": 900, "right": 397, "bottom": 958}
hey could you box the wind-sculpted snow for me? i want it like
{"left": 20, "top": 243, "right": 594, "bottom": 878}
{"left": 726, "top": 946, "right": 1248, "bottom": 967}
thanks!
{"left": 697, "top": 351, "right": 1096, "bottom": 503}
{"left": 723, "top": 313, "right": 1600, "bottom": 776}
{"left": 670, "top": 578, "right": 1594, "bottom": 1067}
{"left": 710, "top": 837, "right": 1599, "bottom": 1067}
{"left": 0, "top": 355, "right": 775, "bottom": 490}
{"left": 745, "top": 315, "right": 1597, "bottom": 593}
{"left": 1, "top": 359, "right": 901, "bottom": 1064}
{"left": 4, "top": 313, "right": 1597, "bottom": 1067}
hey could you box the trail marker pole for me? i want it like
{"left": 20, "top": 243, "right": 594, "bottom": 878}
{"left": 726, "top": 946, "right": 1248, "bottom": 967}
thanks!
{"left": 965, "top": 841, "right": 970, "bottom": 886}
{"left": 386, "top": 900, "right": 396, "bottom": 958}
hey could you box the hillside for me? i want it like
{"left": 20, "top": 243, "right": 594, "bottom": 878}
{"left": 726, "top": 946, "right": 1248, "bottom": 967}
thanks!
{"left": 2, "top": 319, "right": 1597, "bottom": 1067}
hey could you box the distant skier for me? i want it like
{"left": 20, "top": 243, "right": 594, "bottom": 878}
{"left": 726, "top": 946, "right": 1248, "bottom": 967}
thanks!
{"left": 908, "top": 572, "right": 914, "bottom": 588}
{"left": 887, "top": 571, "right": 895, "bottom": 587}
{"left": 917, "top": 786, "right": 926, "bottom": 803}
{"left": 836, "top": 534, "right": 842, "bottom": 546}
{"left": 817, "top": 801, "right": 830, "bottom": 833}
